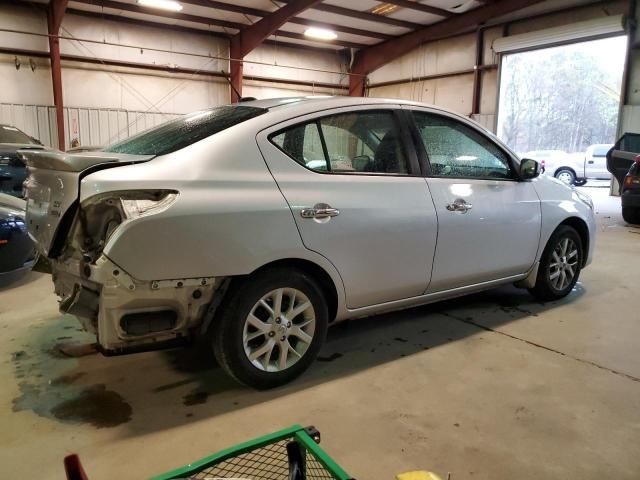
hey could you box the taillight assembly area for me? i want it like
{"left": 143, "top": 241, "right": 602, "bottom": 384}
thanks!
{"left": 624, "top": 175, "right": 640, "bottom": 188}
{"left": 73, "top": 190, "right": 179, "bottom": 263}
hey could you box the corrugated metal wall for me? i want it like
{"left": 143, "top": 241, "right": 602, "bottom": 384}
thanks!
{"left": 0, "top": 103, "right": 179, "bottom": 149}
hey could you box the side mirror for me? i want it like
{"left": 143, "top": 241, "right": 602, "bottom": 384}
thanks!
{"left": 519, "top": 158, "right": 540, "bottom": 180}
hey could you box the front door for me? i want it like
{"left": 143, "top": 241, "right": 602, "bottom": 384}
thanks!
{"left": 257, "top": 106, "right": 438, "bottom": 309}
{"left": 409, "top": 108, "right": 541, "bottom": 292}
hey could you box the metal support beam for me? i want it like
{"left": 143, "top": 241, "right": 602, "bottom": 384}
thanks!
{"left": 471, "top": 28, "right": 484, "bottom": 116}
{"left": 229, "top": 0, "right": 322, "bottom": 102}
{"left": 349, "top": 75, "right": 366, "bottom": 97}
{"left": 179, "top": 0, "right": 392, "bottom": 40}
{"left": 349, "top": 0, "right": 547, "bottom": 95}
{"left": 47, "top": 0, "right": 69, "bottom": 151}
{"left": 229, "top": 39, "right": 243, "bottom": 103}
{"left": 380, "top": 0, "right": 454, "bottom": 18}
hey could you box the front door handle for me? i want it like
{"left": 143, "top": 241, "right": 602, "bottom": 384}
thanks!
{"left": 446, "top": 198, "right": 473, "bottom": 213}
{"left": 301, "top": 203, "right": 340, "bottom": 219}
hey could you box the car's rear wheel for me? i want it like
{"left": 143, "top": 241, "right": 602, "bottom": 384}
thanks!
{"left": 555, "top": 168, "right": 576, "bottom": 185}
{"left": 622, "top": 207, "right": 640, "bottom": 224}
{"left": 211, "top": 268, "right": 328, "bottom": 389}
{"left": 529, "top": 225, "right": 583, "bottom": 301}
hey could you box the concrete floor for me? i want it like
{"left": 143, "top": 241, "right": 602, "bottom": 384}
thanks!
{"left": 1, "top": 185, "right": 639, "bottom": 480}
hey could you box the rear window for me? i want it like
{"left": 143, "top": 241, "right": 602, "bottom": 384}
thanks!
{"left": 0, "top": 125, "right": 38, "bottom": 145}
{"left": 104, "top": 106, "right": 266, "bottom": 156}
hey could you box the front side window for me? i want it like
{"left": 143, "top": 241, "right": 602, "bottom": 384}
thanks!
{"left": 271, "top": 110, "right": 408, "bottom": 175}
{"left": 105, "top": 106, "right": 266, "bottom": 156}
{"left": 413, "top": 112, "right": 513, "bottom": 179}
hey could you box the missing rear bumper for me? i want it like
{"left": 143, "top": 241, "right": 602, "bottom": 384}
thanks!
{"left": 53, "top": 255, "right": 220, "bottom": 352}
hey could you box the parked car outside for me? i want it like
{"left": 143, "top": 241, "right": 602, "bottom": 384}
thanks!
{"left": 524, "top": 145, "right": 612, "bottom": 185}
{"left": 0, "top": 124, "right": 46, "bottom": 197}
{"left": 21, "top": 97, "right": 596, "bottom": 389}
{"left": 0, "top": 193, "right": 36, "bottom": 277}
{"left": 607, "top": 132, "right": 640, "bottom": 224}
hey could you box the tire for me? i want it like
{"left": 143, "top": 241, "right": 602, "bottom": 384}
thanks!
{"left": 529, "top": 225, "right": 583, "bottom": 301}
{"left": 211, "top": 268, "right": 328, "bottom": 389}
{"left": 574, "top": 178, "right": 587, "bottom": 187}
{"left": 622, "top": 207, "right": 640, "bottom": 225}
{"left": 554, "top": 168, "right": 576, "bottom": 185}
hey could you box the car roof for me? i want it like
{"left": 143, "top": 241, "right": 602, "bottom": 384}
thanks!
{"left": 238, "top": 95, "right": 452, "bottom": 113}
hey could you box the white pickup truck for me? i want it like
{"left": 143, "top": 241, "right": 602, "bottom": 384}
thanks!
{"left": 523, "top": 144, "right": 612, "bottom": 185}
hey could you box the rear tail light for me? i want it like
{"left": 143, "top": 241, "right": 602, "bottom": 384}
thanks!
{"left": 624, "top": 175, "right": 640, "bottom": 188}
{"left": 79, "top": 190, "right": 178, "bottom": 262}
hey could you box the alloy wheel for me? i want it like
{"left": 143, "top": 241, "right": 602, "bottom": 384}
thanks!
{"left": 548, "top": 237, "right": 579, "bottom": 291}
{"left": 556, "top": 171, "right": 574, "bottom": 185}
{"left": 242, "top": 288, "right": 316, "bottom": 372}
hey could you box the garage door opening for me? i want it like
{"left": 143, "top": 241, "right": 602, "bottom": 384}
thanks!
{"left": 496, "top": 35, "right": 627, "bottom": 180}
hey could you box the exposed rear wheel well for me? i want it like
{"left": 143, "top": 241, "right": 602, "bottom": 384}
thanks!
{"left": 249, "top": 259, "right": 339, "bottom": 322}
{"left": 558, "top": 217, "right": 589, "bottom": 267}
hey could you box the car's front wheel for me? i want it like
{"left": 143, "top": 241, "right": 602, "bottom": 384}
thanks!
{"left": 622, "top": 207, "right": 640, "bottom": 224}
{"left": 554, "top": 168, "right": 576, "bottom": 185}
{"left": 211, "top": 268, "right": 328, "bottom": 389}
{"left": 529, "top": 225, "right": 583, "bottom": 301}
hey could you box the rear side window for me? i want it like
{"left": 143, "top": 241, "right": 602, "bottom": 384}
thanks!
{"left": 104, "top": 106, "right": 266, "bottom": 156}
{"left": 270, "top": 110, "right": 408, "bottom": 174}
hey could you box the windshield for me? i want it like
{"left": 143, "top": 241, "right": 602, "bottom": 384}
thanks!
{"left": 0, "top": 125, "right": 38, "bottom": 145}
{"left": 104, "top": 106, "right": 267, "bottom": 156}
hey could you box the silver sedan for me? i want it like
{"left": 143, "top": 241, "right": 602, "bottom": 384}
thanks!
{"left": 22, "top": 97, "right": 596, "bottom": 389}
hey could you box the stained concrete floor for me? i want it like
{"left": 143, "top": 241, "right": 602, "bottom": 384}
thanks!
{"left": 1, "top": 185, "right": 639, "bottom": 480}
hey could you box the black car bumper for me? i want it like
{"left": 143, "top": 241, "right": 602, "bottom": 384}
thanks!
{"left": 621, "top": 190, "right": 640, "bottom": 208}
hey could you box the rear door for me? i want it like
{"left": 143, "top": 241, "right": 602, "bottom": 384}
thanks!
{"left": 257, "top": 106, "right": 438, "bottom": 309}
{"left": 407, "top": 108, "right": 541, "bottom": 292}
{"left": 607, "top": 133, "right": 640, "bottom": 191}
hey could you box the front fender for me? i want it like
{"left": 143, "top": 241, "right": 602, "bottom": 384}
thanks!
{"left": 533, "top": 176, "right": 596, "bottom": 267}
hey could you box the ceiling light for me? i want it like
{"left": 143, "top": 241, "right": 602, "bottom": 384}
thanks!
{"left": 137, "top": 0, "right": 183, "bottom": 12}
{"left": 304, "top": 27, "right": 337, "bottom": 41}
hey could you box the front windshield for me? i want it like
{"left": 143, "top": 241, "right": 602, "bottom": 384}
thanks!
{"left": 104, "top": 105, "right": 267, "bottom": 156}
{"left": 0, "top": 125, "right": 37, "bottom": 144}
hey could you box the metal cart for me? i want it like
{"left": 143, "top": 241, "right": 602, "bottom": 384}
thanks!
{"left": 64, "top": 424, "right": 353, "bottom": 480}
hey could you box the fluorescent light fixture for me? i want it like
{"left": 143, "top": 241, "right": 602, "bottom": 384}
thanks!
{"left": 304, "top": 27, "right": 337, "bottom": 41}
{"left": 137, "top": 0, "right": 183, "bottom": 12}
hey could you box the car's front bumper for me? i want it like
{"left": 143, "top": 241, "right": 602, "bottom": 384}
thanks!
{"left": 51, "top": 254, "right": 219, "bottom": 352}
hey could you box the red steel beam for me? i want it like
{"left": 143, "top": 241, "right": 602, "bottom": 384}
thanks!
{"left": 349, "top": 0, "right": 547, "bottom": 96}
{"left": 47, "top": 0, "right": 69, "bottom": 150}
{"left": 179, "top": 0, "right": 392, "bottom": 40}
{"left": 229, "top": 0, "right": 323, "bottom": 103}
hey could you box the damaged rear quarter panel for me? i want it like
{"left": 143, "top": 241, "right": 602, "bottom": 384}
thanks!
{"left": 81, "top": 125, "right": 313, "bottom": 281}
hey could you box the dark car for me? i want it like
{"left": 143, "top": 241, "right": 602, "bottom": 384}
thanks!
{"left": 607, "top": 132, "right": 640, "bottom": 224}
{"left": 0, "top": 124, "right": 46, "bottom": 197}
{"left": 0, "top": 193, "right": 36, "bottom": 276}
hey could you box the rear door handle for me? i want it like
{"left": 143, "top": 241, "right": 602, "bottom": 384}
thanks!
{"left": 301, "top": 203, "right": 340, "bottom": 219}
{"left": 446, "top": 198, "right": 473, "bottom": 213}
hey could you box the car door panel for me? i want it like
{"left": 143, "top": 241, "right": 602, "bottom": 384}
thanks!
{"left": 407, "top": 107, "right": 541, "bottom": 292}
{"left": 256, "top": 106, "right": 438, "bottom": 309}
{"left": 426, "top": 178, "right": 540, "bottom": 291}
